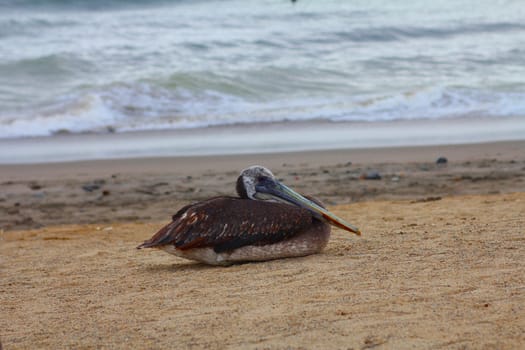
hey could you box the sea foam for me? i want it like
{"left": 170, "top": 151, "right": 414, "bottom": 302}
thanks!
{"left": 1, "top": 0, "right": 525, "bottom": 141}
{"left": 1, "top": 83, "right": 524, "bottom": 139}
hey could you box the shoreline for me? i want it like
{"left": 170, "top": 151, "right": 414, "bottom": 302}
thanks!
{"left": 0, "top": 139, "right": 523, "bottom": 181}
{"left": 1, "top": 116, "right": 525, "bottom": 164}
{"left": 1, "top": 139, "right": 524, "bottom": 231}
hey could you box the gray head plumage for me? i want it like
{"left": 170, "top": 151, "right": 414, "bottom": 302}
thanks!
{"left": 236, "top": 165, "right": 275, "bottom": 200}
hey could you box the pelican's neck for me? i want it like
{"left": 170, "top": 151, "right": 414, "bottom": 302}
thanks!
{"left": 236, "top": 175, "right": 250, "bottom": 199}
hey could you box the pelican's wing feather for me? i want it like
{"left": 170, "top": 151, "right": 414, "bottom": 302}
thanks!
{"left": 137, "top": 197, "right": 313, "bottom": 252}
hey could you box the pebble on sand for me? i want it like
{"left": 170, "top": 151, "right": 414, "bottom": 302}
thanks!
{"left": 360, "top": 171, "right": 382, "bottom": 180}
{"left": 436, "top": 157, "right": 448, "bottom": 164}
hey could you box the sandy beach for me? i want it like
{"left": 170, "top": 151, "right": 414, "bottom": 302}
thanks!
{"left": 1, "top": 140, "right": 525, "bottom": 349}
{"left": 3, "top": 0, "right": 525, "bottom": 348}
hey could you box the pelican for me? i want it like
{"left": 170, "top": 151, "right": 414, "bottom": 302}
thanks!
{"left": 137, "top": 165, "right": 360, "bottom": 265}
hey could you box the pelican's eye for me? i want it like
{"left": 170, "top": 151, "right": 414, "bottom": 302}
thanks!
{"left": 257, "top": 175, "right": 269, "bottom": 182}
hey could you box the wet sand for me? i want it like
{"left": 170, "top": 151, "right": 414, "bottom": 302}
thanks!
{"left": 3, "top": 117, "right": 525, "bottom": 164}
{"left": 1, "top": 140, "right": 525, "bottom": 348}
{"left": 1, "top": 140, "right": 524, "bottom": 231}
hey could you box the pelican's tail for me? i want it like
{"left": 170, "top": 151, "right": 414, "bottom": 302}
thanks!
{"left": 136, "top": 221, "right": 177, "bottom": 249}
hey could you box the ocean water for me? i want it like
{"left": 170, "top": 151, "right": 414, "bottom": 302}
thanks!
{"left": 1, "top": 0, "right": 525, "bottom": 140}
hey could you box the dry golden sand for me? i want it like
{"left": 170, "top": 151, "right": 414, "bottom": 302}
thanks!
{"left": 1, "top": 192, "right": 524, "bottom": 349}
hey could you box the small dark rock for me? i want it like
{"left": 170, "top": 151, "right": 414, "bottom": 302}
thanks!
{"left": 152, "top": 182, "right": 169, "bottom": 187}
{"left": 411, "top": 196, "right": 442, "bottom": 203}
{"left": 53, "top": 128, "right": 71, "bottom": 135}
{"left": 102, "top": 190, "right": 111, "bottom": 196}
{"left": 436, "top": 157, "right": 448, "bottom": 164}
{"left": 82, "top": 184, "right": 100, "bottom": 192}
{"left": 360, "top": 171, "right": 381, "bottom": 180}
{"left": 29, "top": 183, "right": 42, "bottom": 190}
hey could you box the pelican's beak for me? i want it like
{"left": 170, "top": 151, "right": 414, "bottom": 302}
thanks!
{"left": 255, "top": 178, "right": 361, "bottom": 236}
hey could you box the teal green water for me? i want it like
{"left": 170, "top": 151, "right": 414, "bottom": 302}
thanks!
{"left": 1, "top": 0, "right": 524, "bottom": 138}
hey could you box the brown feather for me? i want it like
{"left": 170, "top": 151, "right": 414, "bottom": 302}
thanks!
{"left": 136, "top": 197, "right": 314, "bottom": 253}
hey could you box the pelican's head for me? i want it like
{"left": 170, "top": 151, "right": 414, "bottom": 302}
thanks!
{"left": 236, "top": 165, "right": 361, "bottom": 235}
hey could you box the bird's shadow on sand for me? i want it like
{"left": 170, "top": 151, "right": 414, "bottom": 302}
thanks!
{"left": 140, "top": 259, "right": 254, "bottom": 273}
{"left": 143, "top": 262, "right": 217, "bottom": 273}
{"left": 140, "top": 258, "right": 274, "bottom": 273}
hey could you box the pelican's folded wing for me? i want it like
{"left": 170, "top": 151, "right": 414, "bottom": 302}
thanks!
{"left": 137, "top": 197, "right": 313, "bottom": 252}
